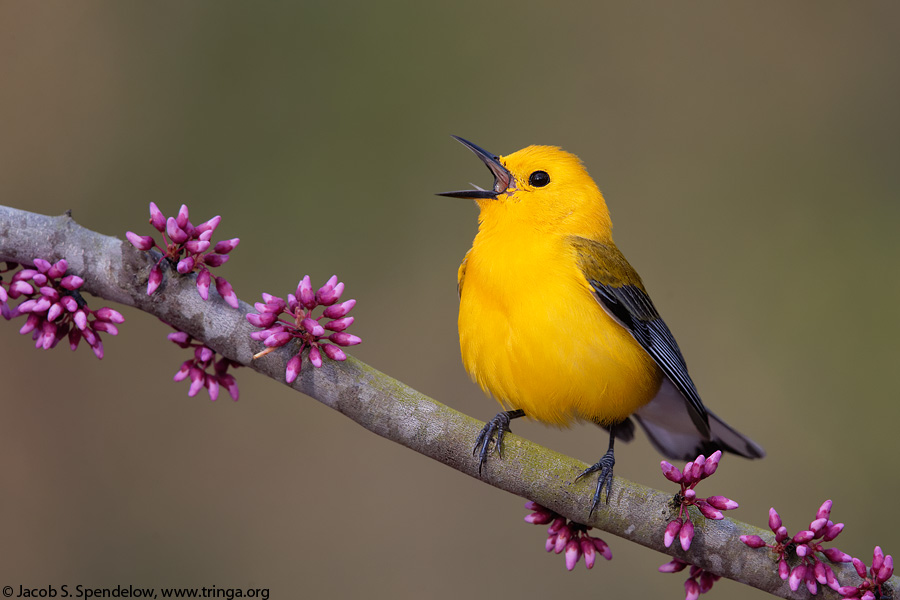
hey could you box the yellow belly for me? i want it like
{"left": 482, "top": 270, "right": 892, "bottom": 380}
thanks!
{"left": 459, "top": 237, "right": 662, "bottom": 427}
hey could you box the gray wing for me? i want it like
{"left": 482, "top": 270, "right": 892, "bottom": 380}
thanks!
{"left": 588, "top": 280, "right": 711, "bottom": 439}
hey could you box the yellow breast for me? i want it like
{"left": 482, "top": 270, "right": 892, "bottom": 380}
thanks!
{"left": 459, "top": 229, "right": 662, "bottom": 427}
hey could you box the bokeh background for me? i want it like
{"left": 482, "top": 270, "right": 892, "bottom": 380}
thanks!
{"left": 2, "top": 2, "right": 899, "bottom": 598}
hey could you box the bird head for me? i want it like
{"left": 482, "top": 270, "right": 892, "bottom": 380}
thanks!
{"left": 439, "top": 136, "right": 612, "bottom": 237}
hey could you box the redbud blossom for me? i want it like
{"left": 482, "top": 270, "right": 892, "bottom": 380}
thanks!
{"left": 247, "top": 276, "right": 360, "bottom": 384}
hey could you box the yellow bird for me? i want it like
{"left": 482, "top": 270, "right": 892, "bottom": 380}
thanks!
{"left": 439, "top": 136, "right": 764, "bottom": 511}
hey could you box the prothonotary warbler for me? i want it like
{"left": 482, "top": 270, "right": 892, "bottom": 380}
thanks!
{"left": 439, "top": 136, "right": 764, "bottom": 512}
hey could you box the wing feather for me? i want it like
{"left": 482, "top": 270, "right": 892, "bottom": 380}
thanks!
{"left": 572, "top": 237, "right": 711, "bottom": 438}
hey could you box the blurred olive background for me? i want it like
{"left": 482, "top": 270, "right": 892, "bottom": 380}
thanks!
{"left": 2, "top": 2, "right": 899, "bottom": 598}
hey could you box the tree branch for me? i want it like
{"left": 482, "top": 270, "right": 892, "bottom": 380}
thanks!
{"left": 0, "top": 205, "right": 884, "bottom": 599}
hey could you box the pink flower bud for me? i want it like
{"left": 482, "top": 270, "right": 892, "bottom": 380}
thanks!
{"left": 324, "top": 316, "right": 354, "bottom": 332}
{"left": 173, "top": 360, "right": 192, "bottom": 381}
{"left": 822, "top": 522, "right": 844, "bottom": 542}
{"left": 554, "top": 526, "right": 570, "bottom": 554}
{"left": 809, "top": 517, "right": 828, "bottom": 536}
{"left": 301, "top": 318, "right": 325, "bottom": 337}
{"left": 545, "top": 535, "right": 556, "bottom": 553}
{"left": 682, "top": 461, "right": 695, "bottom": 484}
{"left": 46, "top": 260, "right": 67, "bottom": 279}
{"left": 166, "top": 217, "right": 189, "bottom": 244}
{"left": 68, "top": 328, "right": 82, "bottom": 350}
{"left": 149, "top": 202, "right": 166, "bottom": 231}
{"left": 17, "top": 299, "right": 37, "bottom": 314}
{"left": 793, "top": 530, "right": 814, "bottom": 544}
{"left": 862, "top": 591, "right": 876, "bottom": 600}
{"left": 47, "top": 303, "right": 63, "bottom": 322}
{"left": 90, "top": 339, "right": 104, "bottom": 359}
{"left": 264, "top": 331, "right": 292, "bottom": 347}
{"left": 878, "top": 555, "right": 893, "bottom": 582}
{"left": 768, "top": 508, "right": 782, "bottom": 532}
{"left": 739, "top": 535, "right": 766, "bottom": 548}
{"left": 778, "top": 558, "right": 790, "bottom": 580}
{"left": 316, "top": 276, "right": 344, "bottom": 305}
{"left": 168, "top": 331, "right": 191, "bottom": 347}
{"left": 218, "top": 374, "right": 239, "bottom": 400}
{"left": 286, "top": 354, "right": 302, "bottom": 383}
{"left": 788, "top": 564, "right": 806, "bottom": 591}
{"left": 10, "top": 280, "right": 33, "bottom": 297}
{"left": 852, "top": 558, "right": 867, "bottom": 578}
{"left": 580, "top": 537, "right": 596, "bottom": 569}
{"left": 322, "top": 343, "right": 346, "bottom": 361}
{"left": 247, "top": 312, "right": 277, "bottom": 328}
{"left": 679, "top": 518, "right": 694, "bottom": 551}
{"left": 215, "top": 277, "right": 238, "bottom": 309}
{"left": 127, "top": 231, "right": 155, "bottom": 251}
{"left": 546, "top": 516, "right": 566, "bottom": 535}
{"left": 873, "top": 546, "right": 885, "bottom": 574}
{"left": 524, "top": 511, "right": 554, "bottom": 525}
{"left": 775, "top": 526, "right": 788, "bottom": 543}
{"left": 32, "top": 273, "right": 47, "bottom": 286}
{"left": 804, "top": 570, "right": 818, "bottom": 595}
{"left": 206, "top": 376, "right": 219, "bottom": 401}
{"left": 148, "top": 264, "right": 163, "bottom": 295}
{"left": 33, "top": 296, "right": 51, "bottom": 312}
{"left": 95, "top": 307, "right": 124, "bottom": 323}
{"left": 564, "top": 539, "right": 581, "bottom": 571}
{"left": 684, "top": 578, "right": 700, "bottom": 600}
{"left": 58, "top": 276, "right": 82, "bottom": 292}
{"left": 185, "top": 240, "right": 210, "bottom": 254}
{"left": 323, "top": 298, "right": 356, "bottom": 319}
{"left": 93, "top": 321, "right": 118, "bottom": 335}
{"left": 175, "top": 204, "right": 190, "bottom": 229}
{"left": 329, "top": 332, "right": 361, "bottom": 346}
{"left": 203, "top": 254, "right": 229, "bottom": 267}
{"left": 309, "top": 346, "right": 323, "bottom": 368}
{"left": 74, "top": 309, "right": 88, "bottom": 330}
{"left": 196, "top": 268, "right": 211, "bottom": 300}
{"left": 195, "top": 215, "right": 221, "bottom": 234}
{"left": 196, "top": 346, "right": 214, "bottom": 363}
{"left": 660, "top": 460, "right": 683, "bottom": 483}
{"left": 796, "top": 544, "right": 809, "bottom": 557}
{"left": 658, "top": 559, "right": 689, "bottom": 573}
{"left": 816, "top": 499, "right": 833, "bottom": 521}
{"left": 838, "top": 586, "right": 860, "bottom": 597}
{"left": 33, "top": 258, "right": 51, "bottom": 273}
{"left": 593, "top": 537, "right": 612, "bottom": 560}
{"left": 213, "top": 238, "right": 240, "bottom": 254}
{"left": 177, "top": 256, "right": 195, "bottom": 274}
{"left": 664, "top": 518, "right": 682, "bottom": 548}
{"left": 696, "top": 501, "right": 723, "bottom": 520}
{"left": 298, "top": 276, "right": 316, "bottom": 309}
{"left": 705, "top": 496, "right": 738, "bottom": 510}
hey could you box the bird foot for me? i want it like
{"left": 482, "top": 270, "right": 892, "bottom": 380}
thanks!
{"left": 576, "top": 449, "right": 616, "bottom": 516}
{"left": 473, "top": 409, "right": 525, "bottom": 474}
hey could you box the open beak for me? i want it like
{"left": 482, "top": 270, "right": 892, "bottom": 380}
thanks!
{"left": 437, "top": 136, "right": 513, "bottom": 199}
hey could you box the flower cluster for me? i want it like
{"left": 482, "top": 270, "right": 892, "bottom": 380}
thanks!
{"left": 247, "top": 275, "right": 360, "bottom": 383}
{"left": 839, "top": 546, "right": 894, "bottom": 600}
{"left": 1, "top": 259, "right": 123, "bottom": 359}
{"left": 126, "top": 203, "right": 239, "bottom": 307}
{"left": 740, "top": 500, "right": 851, "bottom": 594}
{"left": 659, "top": 558, "right": 720, "bottom": 600}
{"left": 169, "top": 329, "right": 240, "bottom": 401}
{"left": 524, "top": 501, "right": 612, "bottom": 571}
{"left": 660, "top": 450, "right": 738, "bottom": 551}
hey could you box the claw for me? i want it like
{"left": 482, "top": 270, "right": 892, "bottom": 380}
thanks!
{"left": 575, "top": 426, "right": 620, "bottom": 516}
{"left": 576, "top": 450, "right": 616, "bottom": 516}
{"left": 473, "top": 409, "right": 525, "bottom": 474}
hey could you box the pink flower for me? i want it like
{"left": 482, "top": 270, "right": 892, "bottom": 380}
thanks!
{"left": 247, "top": 275, "right": 360, "bottom": 384}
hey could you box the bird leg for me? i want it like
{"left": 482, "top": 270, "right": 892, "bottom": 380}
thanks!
{"left": 473, "top": 409, "right": 526, "bottom": 474}
{"left": 576, "top": 426, "right": 618, "bottom": 516}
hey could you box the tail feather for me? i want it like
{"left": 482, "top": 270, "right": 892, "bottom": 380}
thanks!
{"left": 632, "top": 377, "right": 765, "bottom": 461}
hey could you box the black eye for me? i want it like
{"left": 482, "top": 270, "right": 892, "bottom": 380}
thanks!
{"left": 528, "top": 170, "right": 550, "bottom": 187}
